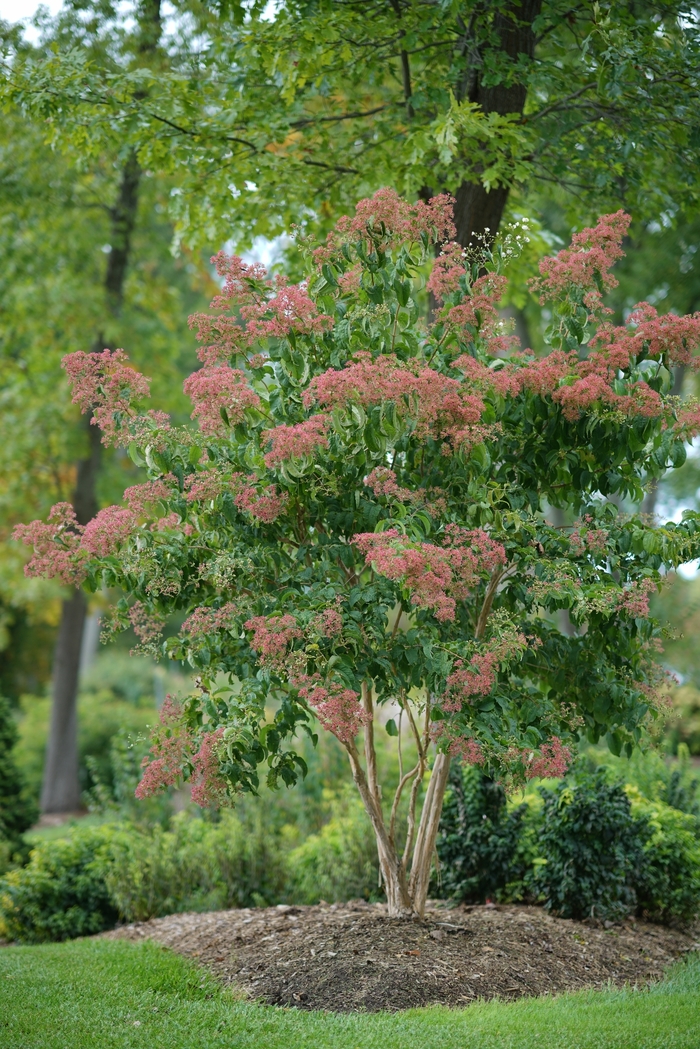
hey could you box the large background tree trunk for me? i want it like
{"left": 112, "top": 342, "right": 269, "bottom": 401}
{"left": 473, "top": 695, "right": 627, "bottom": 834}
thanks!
{"left": 452, "top": 0, "right": 542, "bottom": 247}
{"left": 40, "top": 1, "right": 161, "bottom": 814}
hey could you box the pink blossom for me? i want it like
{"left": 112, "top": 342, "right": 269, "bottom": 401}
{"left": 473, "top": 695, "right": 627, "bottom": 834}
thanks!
{"left": 128, "top": 602, "right": 165, "bottom": 644}
{"left": 81, "top": 505, "right": 136, "bottom": 556}
{"left": 62, "top": 349, "right": 151, "bottom": 445}
{"left": 189, "top": 255, "right": 331, "bottom": 365}
{"left": 184, "top": 471, "right": 225, "bottom": 503}
{"left": 152, "top": 512, "right": 181, "bottom": 532}
{"left": 234, "top": 481, "right": 288, "bottom": 523}
{"left": 526, "top": 737, "right": 572, "bottom": 779}
{"left": 248, "top": 353, "right": 269, "bottom": 369}
{"left": 514, "top": 350, "right": 576, "bottom": 397}
{"left": 673, "top": 402, "right": 700, "bottom": 438}
{"left": 353, "top": 526, "right": 506, "bottom": 622}
{"left": 124, "top": 480, "right": 173, "bottom": 514}
{"left": 442, "top": 274, "right": 508, "bottom": 338}
{"left": 427, "top": 242, "right": 466, "bottom": 301}
{"left": 454, "top": 355, "right": 519, "bottom": 397}
{"left": 183, "top": 365, "right": 261, "bottom": 436}
{"left": 619, "top": 579, "right": 656, "bottom": 618}
{"left": 568, "top": 521, "right": 609, "bottom": 557}
{"left": 305, "top": 352, "right": 485, "bottom": 446}
{"left": 12, "top": 502, "right": 86, "bottom": 586}
{"left": 263, "top": 415, "right": 330, "bottom": 467}
{"left": 182, "top": 603, "right": 238, "bottom": 637}
{"left": 430, "top": 723, "right": 486, "bottom": 765}
{"left": 530, "top": 212, "right": 631, "bottom": 308}
{"left": 135, "top": 698, "right": 192, "bottom": 799}
{"left": 364, "top": 467, "right": 414, "bottom": 501}
{"left": 449, "top": 737, "right": 486, "bottom": 765}
{"left": 295, "top": 674, "right": 370, "bottom": 743}
{"left": 244, "top": 614, "right": 302, "bottom": 668}
{"left": 242, "top": 279, "right": 332, "bottom": 341}
{"left": 625, "top": 302, "right": 700, "bottom": 368}
{"left": 442, "top": 653, "right": 500, "bottom": 710}
{"left": 314, "top": 188, "right": 456, "bottom": 264}
{"left": 190, "top": 727, "right": 228, "bottom": 807}
{"left": 311, "top": 606, "right": 344, "bottom": 637}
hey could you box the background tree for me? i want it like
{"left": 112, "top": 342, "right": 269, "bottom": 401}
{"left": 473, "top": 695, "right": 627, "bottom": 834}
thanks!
{"left": 0, "top": 6, "right": 215, "bottom": 812}
{"left": 16, "top": 193, "right": 700, "bottom": 914}
{"left": 5, "top": 1, "right": 699, "bottom": 252}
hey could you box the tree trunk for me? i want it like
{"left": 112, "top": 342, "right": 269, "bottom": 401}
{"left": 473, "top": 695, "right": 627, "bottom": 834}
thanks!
{"left": 39, "top": 0, "right": 161, "bottom": 814}
{"left": 40, "top": 589, "right": 86, "bottom": 813}
{"left": 345, "top": 738, "right": 414, "bottom": 916}
{"left": 452, "top": 0, "right": 542, "bottom": 248}
{"left": 408, "top": 752, "right": 451, "bottom": 917}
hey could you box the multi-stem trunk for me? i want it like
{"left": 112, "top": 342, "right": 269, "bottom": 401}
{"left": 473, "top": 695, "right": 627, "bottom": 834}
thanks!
{"left": 344, "top": 684, "right": 451, "bottom": 918}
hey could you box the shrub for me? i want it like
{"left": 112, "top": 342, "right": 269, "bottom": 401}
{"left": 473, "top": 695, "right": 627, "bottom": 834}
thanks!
{"left": 629, "top": 789, "right": 700, "bottom": 926}
{"left": 286, "top": 790, "right": 380, "bottom": 904}
{"left": 0, "top": 695, "right": 37, "bottom": 872}
{"left": 436, "top": 763, "right": 531, "bottom": 903}
{"left": 0, "top": 826, "right": 117, "bottom": 942}
{"left": 529, "top": 768, "right": 644, "bottom": 921}
{"left": 104, "top": 810, "right": 288, "bottom": 922}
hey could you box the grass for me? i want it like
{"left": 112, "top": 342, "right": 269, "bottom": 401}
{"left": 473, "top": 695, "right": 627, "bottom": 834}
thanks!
{"left": 1, "top": 937, "right": 699, "bottom": 1049}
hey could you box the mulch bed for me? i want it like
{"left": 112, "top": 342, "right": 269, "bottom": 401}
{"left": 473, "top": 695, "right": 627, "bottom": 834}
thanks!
{"left": 105, "top": 901, "right": 700, "bottom": 1012}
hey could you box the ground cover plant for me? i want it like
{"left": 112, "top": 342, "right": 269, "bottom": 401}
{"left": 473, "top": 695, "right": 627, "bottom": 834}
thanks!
{"left": 15, "top": 191, "right": 700, "bottom": 917}
{"left": 1, "top": 937, "right": 700, "bottom": 1049}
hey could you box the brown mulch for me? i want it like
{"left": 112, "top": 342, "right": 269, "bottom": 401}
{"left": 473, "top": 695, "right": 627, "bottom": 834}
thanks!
{"left": 105, "top": 901, "right": 700, "bottom": 1012}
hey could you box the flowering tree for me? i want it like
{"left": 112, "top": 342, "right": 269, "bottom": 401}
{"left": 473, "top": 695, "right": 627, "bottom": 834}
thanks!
{"left": 15, "top": 190, "right": 700, "bottom": 916}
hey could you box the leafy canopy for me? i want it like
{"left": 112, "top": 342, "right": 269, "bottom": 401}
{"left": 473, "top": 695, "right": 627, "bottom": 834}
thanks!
{"left": 5, "top": 1, "right": 700, "bottom": 247}
{"left": 14, "top": 190, "right": 700, "bottom": 803}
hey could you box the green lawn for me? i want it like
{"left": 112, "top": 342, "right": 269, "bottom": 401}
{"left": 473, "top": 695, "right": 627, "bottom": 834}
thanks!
{"left": 1, "top": 938, "right": 699, "bottom": 1049}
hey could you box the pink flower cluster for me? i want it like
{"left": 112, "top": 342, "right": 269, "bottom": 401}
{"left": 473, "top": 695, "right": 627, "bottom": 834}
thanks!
{"left": 233, "top": 480, "right": 288, "bottom": 523}
{"left": 442, "top": 652, "right": 501, "bottom": 710}
{"left": 135, "top": 698, "right": 192, "bottom": 799}
{"left": 124, "top": 480, "right": 173, "bottom": 515}
{"left": 183, "top": 365, "right": 261, "bottom": 435}
{"left": 454, "top": 355, "right": 518, "bottom": 397}
{"left": 128, "top": 602, "right": 165, "bottom": 644}
{"left": 311, "top": 606, "right": 344, "bottom": 638}
{"left": 427, "top": 242, "right": 466, "bottom": 301}
{"left": 13, "top": 502, "right": 86, "bottom": 586}
{"left": 314, "top": 188, "right": 456, "bottom": 264}
{"left": 81, "top": 505, "right": 137, "bottom": 556}
{"left": 189, "top": 254, "right": 331, "bottom": 365}
{"left": 295, "top": 674, "right": 370, "bottom": 743}
{"left": 353, "top": 526, "right": 506, "bottom": 622}
{"left": 305, "top": 352, "right": 485, "bottom": 446}
{"left": 364, "top": 467, "right": 414, "bottom": 501}
{"left": 182, "top": 602, "right": 238, "bottom": 637}
{"left": 184, "top": 471, "right": 225, "bottom": 503}
{"left": 190, "top": 727, "right": 228, "bottom": 807}
{"left": 525, "top": 737, "right": 572, "bottom": 779}
{"left": 263, "top": 415, "right": 330, "bottom": 467}
{"left": 530, "top": 211, "right": 631, "bottom": 309}
{"left": 244, "top": 614, "right": 302, "bottom": 668}
{"left": 585, "top": 304, "right": 700, "bottom": 376}
{"left": 619, "top": 578, "right": 656, "bottom": 618}
{"left": 442, "top": 630, "right": 527, "bottom": 711}
{"left": 503, "top": 347, "right": 665, "bottom": 423}
{"left": 568, "top": 520, "right": 609, "bottom": 557}
{"left": 429, "top": 722, "right": 486, "bottom": 765}
{"left": 443, "top": 274, "right": 508, "bottom": 340}
{"left": 62, "top": 349, "right": 151, "bottom": 445}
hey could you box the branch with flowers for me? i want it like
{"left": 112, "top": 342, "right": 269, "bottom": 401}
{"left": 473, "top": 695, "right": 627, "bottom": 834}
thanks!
{"left": 14, "top": 189, "right": 700, "bottom": 916}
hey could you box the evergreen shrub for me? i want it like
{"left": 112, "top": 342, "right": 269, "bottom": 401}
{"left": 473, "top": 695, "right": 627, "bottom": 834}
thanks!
{"left": 435, "top": 762, "right": 532, "bottom": 903}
